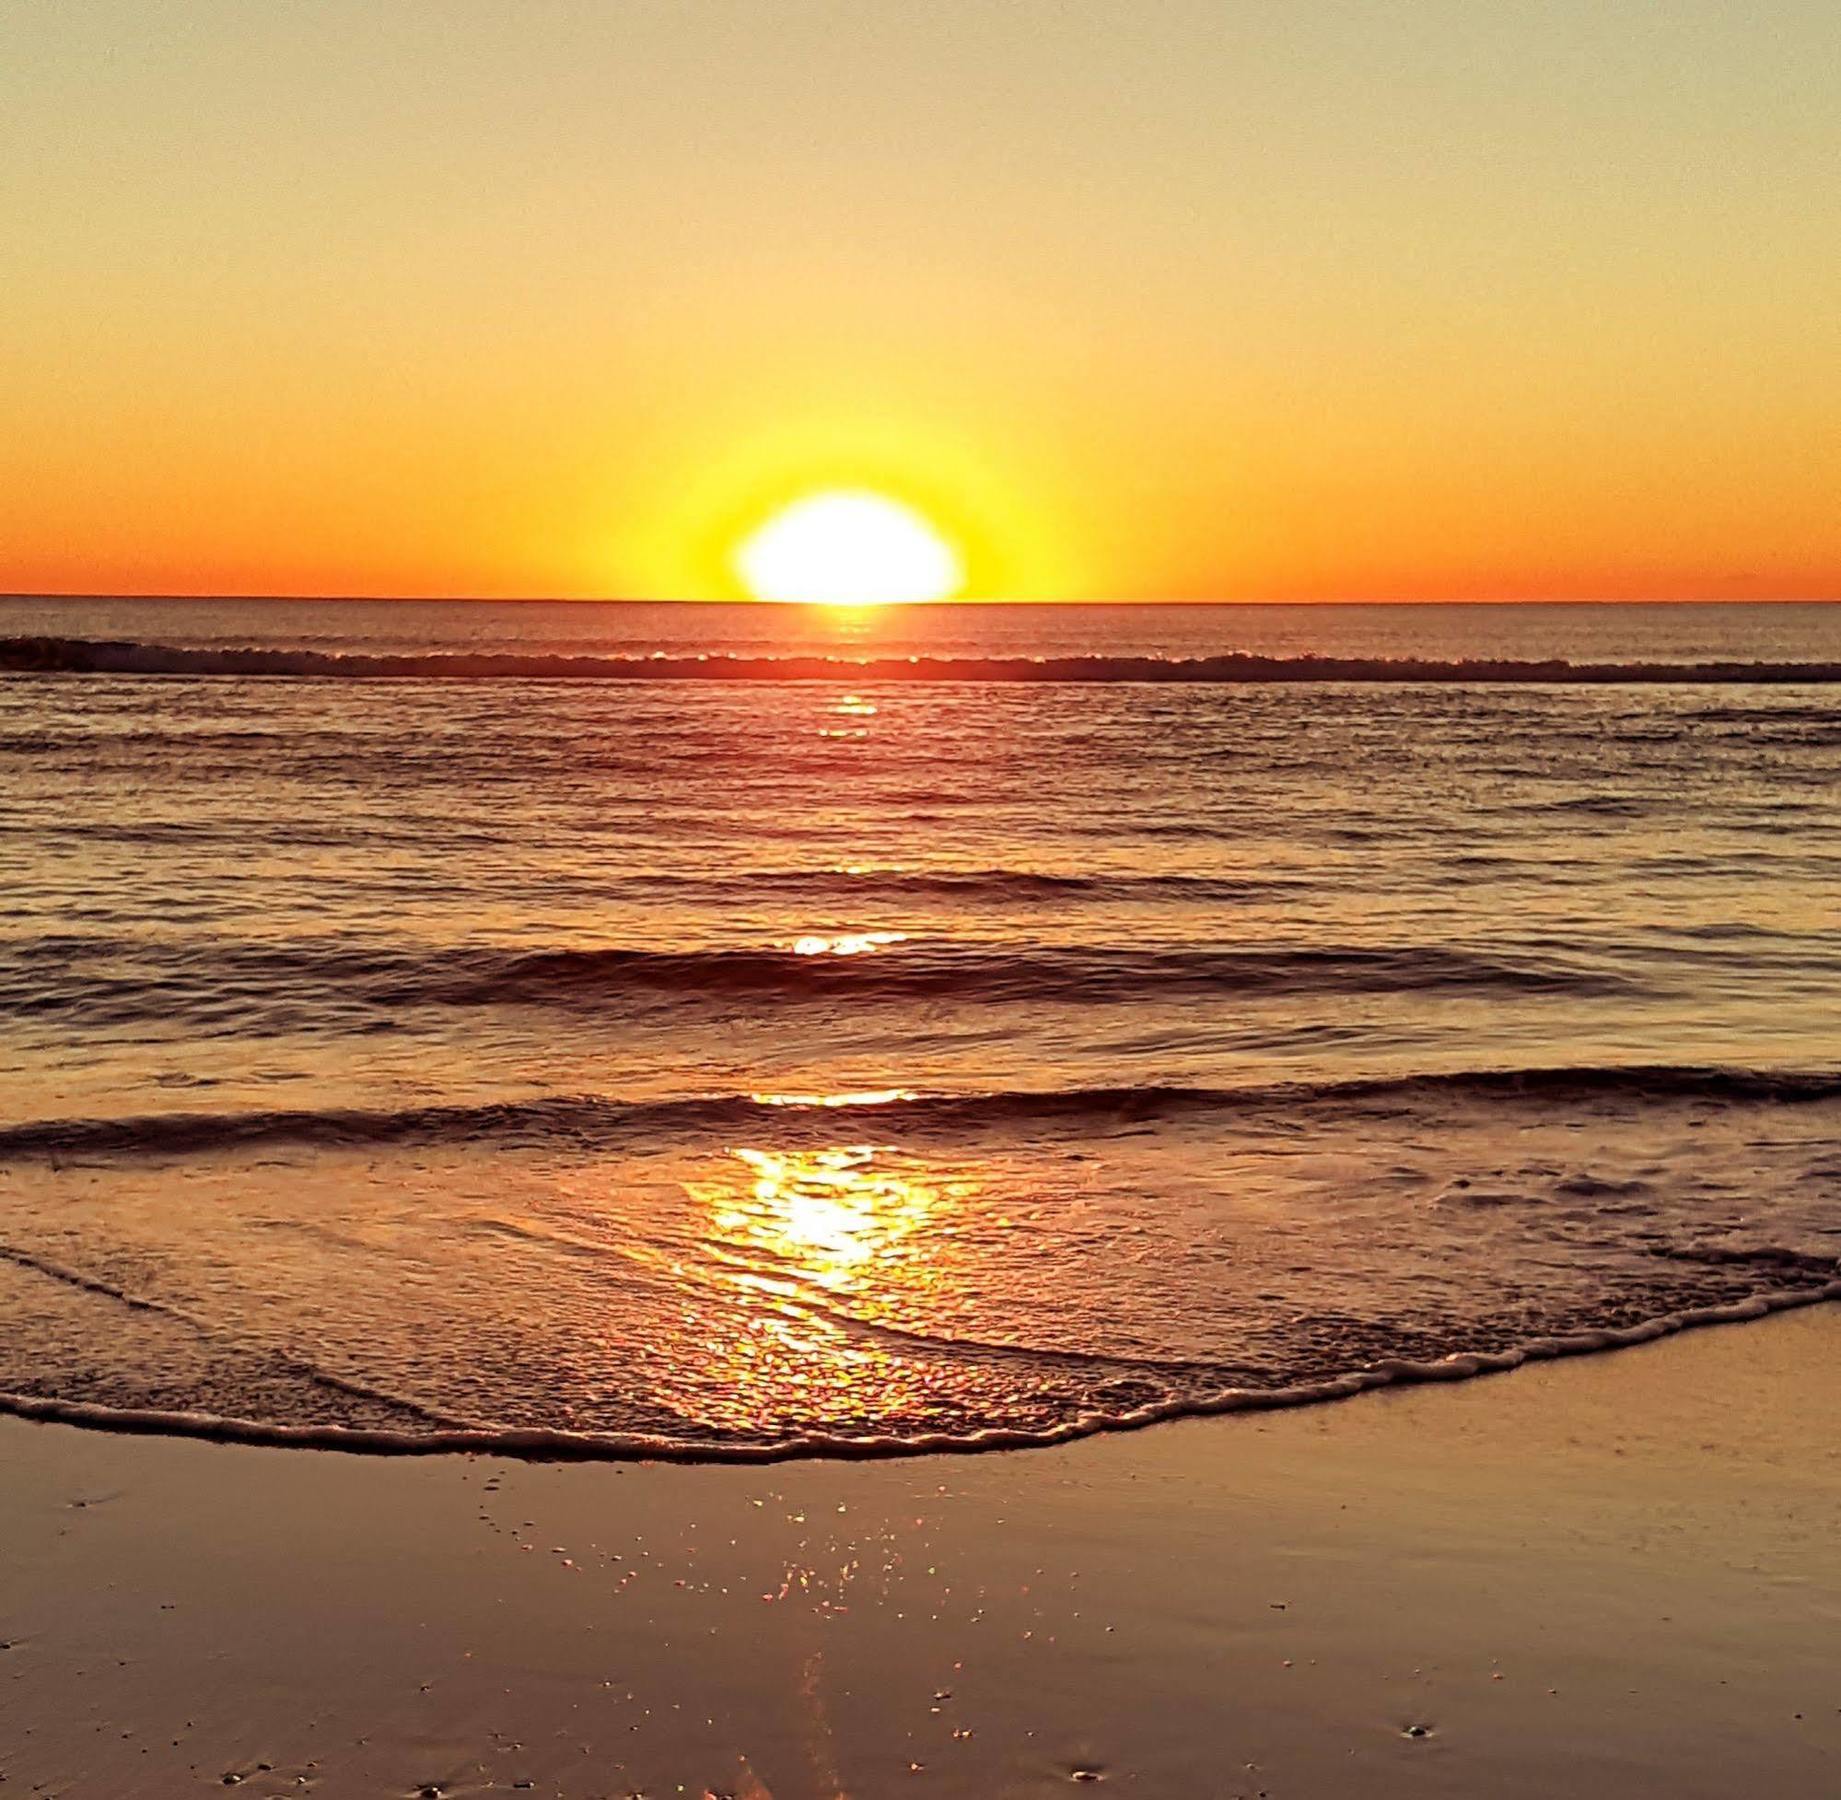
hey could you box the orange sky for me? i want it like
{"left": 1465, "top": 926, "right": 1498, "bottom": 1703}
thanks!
{"left": 3, "top": 2, "right": 1837, "bottom": 602}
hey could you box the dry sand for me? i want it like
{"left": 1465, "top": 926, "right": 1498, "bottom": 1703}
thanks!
{"left": 2, "top": 1305, "right": 1836, "bottom": 1798}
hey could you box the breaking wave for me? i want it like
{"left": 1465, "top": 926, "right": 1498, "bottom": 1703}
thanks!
{"left": 5, "top": 1063, "right": 1835, "bottom": 1164}
{"left": 5, "top": 635, "right": 1840, "bottom": 683}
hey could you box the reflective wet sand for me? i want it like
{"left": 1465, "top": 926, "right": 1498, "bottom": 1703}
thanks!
{"left": 2, "top": 1305, "right": 1835, "bottom": 1798}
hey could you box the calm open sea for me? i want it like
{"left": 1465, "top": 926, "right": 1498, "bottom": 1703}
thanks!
{"left": 1, "top": 599, "right": 1837, "bottom": 1457}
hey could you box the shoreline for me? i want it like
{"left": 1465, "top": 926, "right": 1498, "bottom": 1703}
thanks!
{"left": 5, "top": 1303, "right": 1836, "bottom": 1797}
{"left": 2, "top": 1279, "right": 1836, "bottom": 1467}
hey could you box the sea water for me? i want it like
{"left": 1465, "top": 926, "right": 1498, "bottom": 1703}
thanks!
{"left": 1, "top": 599, "right": 1836, "bottom": 1455}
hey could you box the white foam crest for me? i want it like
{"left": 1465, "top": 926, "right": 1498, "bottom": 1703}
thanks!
{"left": 7, "top": 635, "right": 1841, "bottom": 684}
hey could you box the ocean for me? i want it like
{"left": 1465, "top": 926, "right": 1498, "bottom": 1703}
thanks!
{"left": 1, "top": 598, "right": 1837, "bottom": 1457}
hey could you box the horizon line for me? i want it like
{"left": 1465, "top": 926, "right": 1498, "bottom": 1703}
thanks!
{"left": 4, "top": 593, "right": 1838, "bottom": 609}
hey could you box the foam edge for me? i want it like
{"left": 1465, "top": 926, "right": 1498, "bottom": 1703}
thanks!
{"left": 1, "top": 1279, "right": 1835, "bottom": 1466}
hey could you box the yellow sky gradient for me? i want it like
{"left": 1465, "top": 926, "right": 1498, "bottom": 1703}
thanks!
{"left": 3, "top": 2, "right": 1836, "bottom": 601}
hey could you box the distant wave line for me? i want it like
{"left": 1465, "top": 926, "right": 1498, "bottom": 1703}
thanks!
{"left": 5, "top": 635, "right": 1841, "bottom": 683}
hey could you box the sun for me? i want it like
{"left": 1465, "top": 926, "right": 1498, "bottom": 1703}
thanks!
{"left": 734, "top": 490, "right": 963, "bottom": 605}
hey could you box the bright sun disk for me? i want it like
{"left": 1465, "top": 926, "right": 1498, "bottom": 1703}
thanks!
{"left": 735, "top": 490, "right": 962, "bottom": 605}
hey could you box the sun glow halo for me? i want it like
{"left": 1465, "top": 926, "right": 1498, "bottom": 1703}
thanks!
{"left": 735, "top": 490, "right": 963, "bottom": 606}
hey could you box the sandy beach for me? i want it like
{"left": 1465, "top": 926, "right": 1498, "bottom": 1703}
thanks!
{"left": 3, "top": 1304, "right": 1835, "bottom": 1798}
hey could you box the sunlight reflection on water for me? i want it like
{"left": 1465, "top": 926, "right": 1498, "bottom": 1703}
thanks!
{"left": 789, "top": 931, "right": 907, "bottom": 956}
{"left": 679, "top": 1145, "right": 981, "bottom": 1427}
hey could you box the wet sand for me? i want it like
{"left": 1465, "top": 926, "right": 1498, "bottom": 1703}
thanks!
{"left": 2, "top": 1306, "right": 1836, "bottom": 1798}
